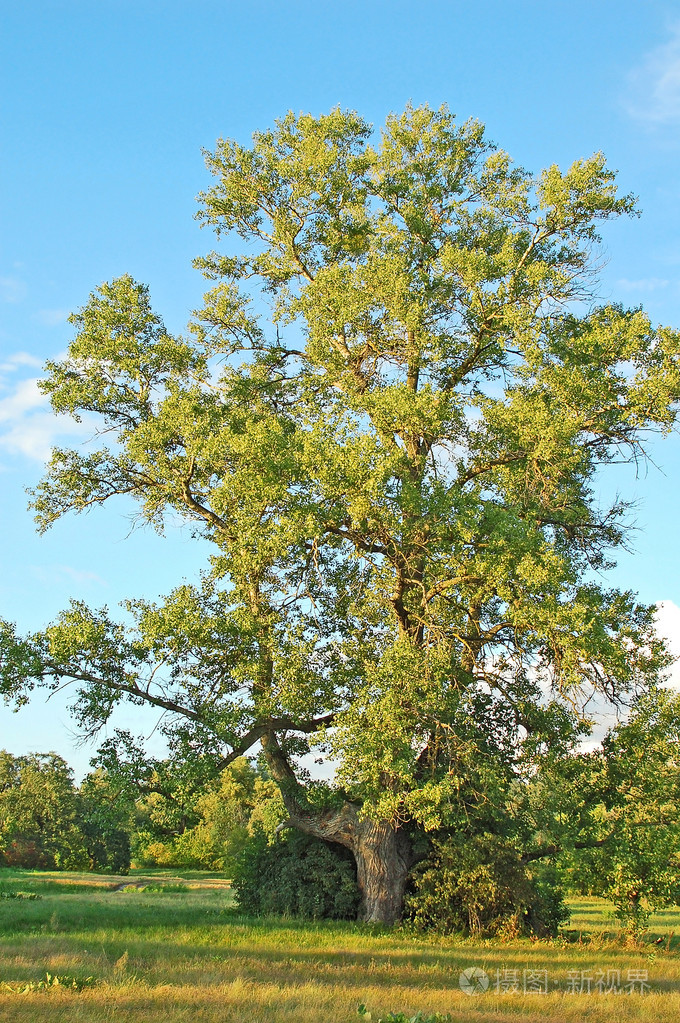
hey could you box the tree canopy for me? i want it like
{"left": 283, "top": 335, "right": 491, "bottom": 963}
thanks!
{"left": 2, "top": 105, "right": 679, "bottom": 921}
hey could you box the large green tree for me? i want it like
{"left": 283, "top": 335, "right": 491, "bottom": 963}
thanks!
{"left": 0, "top": 751, "right": 86, "bottom": 869}
{"left": 557, "top": 690, "right": 680, "bottom": 934}
{"left": 2, "top": 105, "right": 679, "bottom": 922}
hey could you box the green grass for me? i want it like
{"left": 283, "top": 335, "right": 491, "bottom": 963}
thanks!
{"left": 0, "top": 868, "right": 678, "bottom": 1021}
{"left": 566, "top": 898, "right": 680, "bottom": 938}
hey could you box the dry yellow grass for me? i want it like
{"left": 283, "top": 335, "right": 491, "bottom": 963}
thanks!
{"left": 0, "top": 981, "right": 678, "bottom": 1023}
{"left": 0, "top": 871, "right": 678, "bottom": 1022}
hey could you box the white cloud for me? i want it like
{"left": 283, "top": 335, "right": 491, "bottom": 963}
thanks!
{"left": 0, "top": 353, "right": 44, "bottom": 383}
{"left": 29, "top": 565, "right": 107, "bottom": 588}
{"left": 0, "top": 375, "right": 92, "bottom": 463}
{"left": 2, "top": 352, "right": 43, "bottom": 369}
{"left": 0, "top": 378, "right": 45, "bottom": 422}
{"left": 626, "top": 25, "right": 680, "bottom": 125}
{"left": 0, "top": 411, "right": 86, "bottom": 462}
{"left": 654, "top": 599, "right": 680, "bottom": 689}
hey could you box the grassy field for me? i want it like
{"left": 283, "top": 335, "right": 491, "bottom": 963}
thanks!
{"left": 0, "top": 868, "right": 678, "bottom": 1022}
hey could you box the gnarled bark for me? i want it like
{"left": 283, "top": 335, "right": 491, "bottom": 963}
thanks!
{"left": 352, "top": 817, "right": 413, "bottom": 924}
{"left": 261, "top": 731, "right": 413, "bottom": 924}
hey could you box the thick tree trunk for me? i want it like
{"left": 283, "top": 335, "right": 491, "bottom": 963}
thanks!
{"left": 281, "top": 805, "right": 413, "bottom": 924}
{"left": 352, "top": 817, "right": 413, "bottom": 924}
{"left": 261, "top": 731, "right": 413, "bottom": 924}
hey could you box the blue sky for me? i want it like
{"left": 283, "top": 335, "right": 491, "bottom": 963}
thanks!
{"left": 2, "top": 0, "right": 680, "bottom": 777}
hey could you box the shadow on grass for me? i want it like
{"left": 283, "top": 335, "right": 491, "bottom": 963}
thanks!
{"left": 1, "top": 873, "right": 679, "bottom": 1005}
{"left": 2, "top": 908, "right": 677, "bottom": 1000}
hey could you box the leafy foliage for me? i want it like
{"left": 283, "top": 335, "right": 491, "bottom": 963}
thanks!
{"left": 78, "top": 769, "right": 134, "bottom": 873}
{"left": 232, "top": 830, "right": 361, "bottom": 920}
{"left": 0, "top": 972, "right": 96, "bottom": 993}
{"left": 559, "top": 690, "right": 680, "bottom": 934}
{"left": 133, "top": 757, "right": 284, "bottom": 871}
{"left": 0, "top": 751, "right": 134, "bottom": 873}
{"left": 358, "top": 1009, "right": 453, "bottom": 1023}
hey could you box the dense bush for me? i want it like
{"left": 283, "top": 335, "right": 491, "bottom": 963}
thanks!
{"left": 405, "top": 833, "right": 569, "bottom": 937}
{"left": 3, "top": 838, "right": 52, "bottom": 869}
{"left": 232, "top": 830, "right": 361, "bottom": 920}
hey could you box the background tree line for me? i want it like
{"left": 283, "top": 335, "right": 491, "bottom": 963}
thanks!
{"left": 0, "top": 751, "right": 129, "bottom": 873}
{"left": 0, "top": 749, "right": 281, "bottom": 876}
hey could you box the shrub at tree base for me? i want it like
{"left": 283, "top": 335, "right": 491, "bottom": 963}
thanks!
{"left": 405, "top": 835, "right": 569, "bottom": 937}
{"left": 232, "top": 831, "right": 361, "bottom": 920}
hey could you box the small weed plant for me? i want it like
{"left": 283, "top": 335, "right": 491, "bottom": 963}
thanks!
{"left": 358, "top": 1008, "right": 453, "bottom": 1023}
{"left": 0, "top": 972, "right": 96, "bottom": 993}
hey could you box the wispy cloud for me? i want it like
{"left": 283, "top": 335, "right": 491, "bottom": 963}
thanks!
{"left": 616, "top": 277, "right": 671, "bottom": 292}
{"left": 0, "top": 276, "right": 28, "bottom": 304}
{"left": 0, "top": 352, "right": 43, "bottom": 378}
{"left": 0, "top": 374, "right": 92, "bottom": 463}
{"left": 0, "top": 411, "right": 87, "bottom": 462}
{"left": 29, "top": 564, "right": 107, "bottom": 588}
{"left": 0, "top": 378, "right": 45, "bottom": 422}
{"left": 626, "top": 25, "right": 680, "bottom": 125}
{"left": 32, "top": 309, "right": 71, "bottom": 327}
